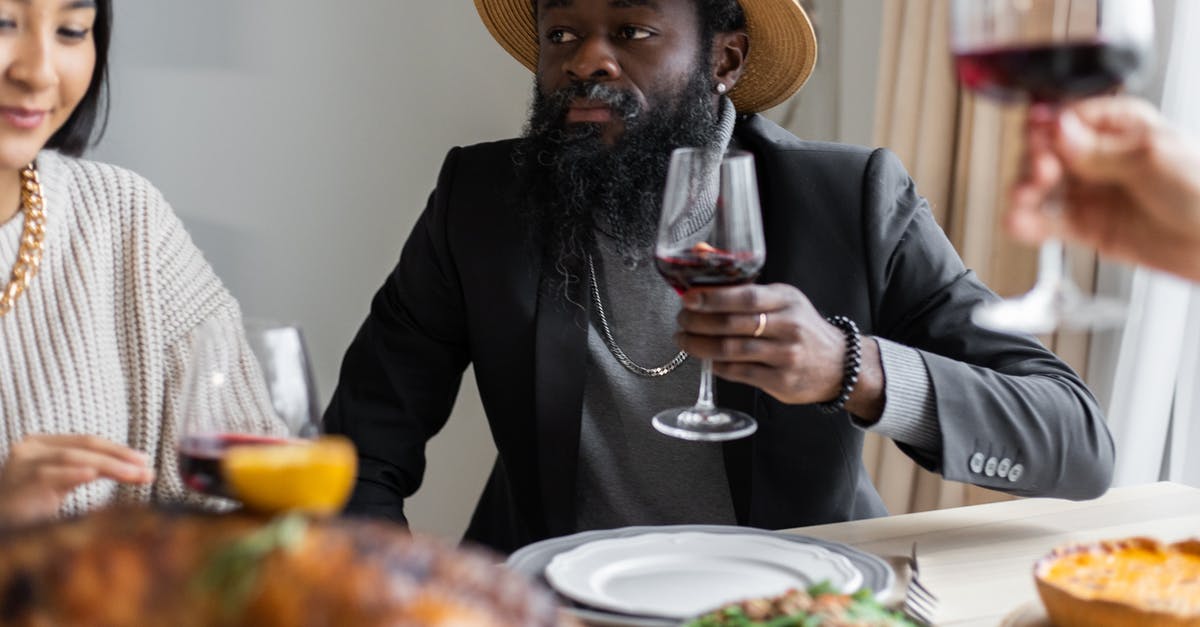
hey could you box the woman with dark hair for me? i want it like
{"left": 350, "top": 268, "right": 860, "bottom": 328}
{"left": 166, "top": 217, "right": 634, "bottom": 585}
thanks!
{"left": 0, "top": 0, "right": 264, "bottom": 525}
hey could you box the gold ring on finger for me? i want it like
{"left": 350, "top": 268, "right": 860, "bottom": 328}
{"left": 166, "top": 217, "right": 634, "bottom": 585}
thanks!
{"left": 753, "top": 312, "right": 767, "bottom": 338}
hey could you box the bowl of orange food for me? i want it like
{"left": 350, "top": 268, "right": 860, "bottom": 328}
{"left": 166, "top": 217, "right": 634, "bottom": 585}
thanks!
{"left": 1034, "top": 537, "right": 1200, "bottom": 627}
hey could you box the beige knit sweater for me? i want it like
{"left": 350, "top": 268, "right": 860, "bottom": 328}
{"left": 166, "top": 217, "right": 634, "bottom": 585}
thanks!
{"left": 0, "top": 150, "right": 255, "bottom": 517}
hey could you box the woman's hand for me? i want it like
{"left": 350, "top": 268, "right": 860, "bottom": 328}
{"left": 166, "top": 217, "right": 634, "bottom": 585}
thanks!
{"left": 675, "top": 283, "right": 885, "bottom": 421}
{"left": 1008, "top": 96, "right": 1200, "bottom": 281}
{"left": 0, "top": 434, "right": 154, "bottom": 526}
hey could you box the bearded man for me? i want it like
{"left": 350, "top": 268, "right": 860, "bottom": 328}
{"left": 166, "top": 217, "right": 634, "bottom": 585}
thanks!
{"left": 324, "top": 0, "right": 1114, "bottom": 553}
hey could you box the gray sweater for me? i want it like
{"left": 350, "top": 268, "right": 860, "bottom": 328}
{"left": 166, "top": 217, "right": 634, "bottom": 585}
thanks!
{"left": 574, "top": 103, "right": 938, "bottom": 529}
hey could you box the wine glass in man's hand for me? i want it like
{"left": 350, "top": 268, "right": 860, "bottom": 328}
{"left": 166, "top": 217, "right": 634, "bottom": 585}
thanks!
{"left": 652, "top": 148, "right": 766, "bottom": 441}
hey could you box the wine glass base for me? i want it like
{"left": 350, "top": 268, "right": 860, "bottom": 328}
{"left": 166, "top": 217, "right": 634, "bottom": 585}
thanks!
{"left": 651, "top": 406, "right": 757, "bottom": 442}
{"left": 972, "top": 285, "right": 1126, "bottom": 334}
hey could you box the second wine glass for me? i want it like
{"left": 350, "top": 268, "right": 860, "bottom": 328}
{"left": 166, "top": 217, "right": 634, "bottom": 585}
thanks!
{"left": 652, "top": 148, "right": 766, "bottom": 441}
{"left": 176, "top": 318, "right": 355, "bottom": 514}
{"left": 951, "top": 0, "right": 1154, "bottom": 333}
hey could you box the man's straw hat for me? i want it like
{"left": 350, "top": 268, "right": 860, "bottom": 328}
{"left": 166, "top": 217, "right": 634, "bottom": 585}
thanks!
{"left": 473, "top": 0, "right": 818, "bottom": 113}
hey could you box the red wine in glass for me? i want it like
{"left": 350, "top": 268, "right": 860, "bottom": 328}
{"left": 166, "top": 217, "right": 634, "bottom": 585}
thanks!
{"left": 956, "top": 41, "right": 1144, "bottom": 103}
{"left": 656, "top": 247, "right": 762, "bottom": 295}
{"left": 651, "top": 149, "right": 765, "bottom": 441}
{"left": 177, "top": 319, "right": 324, "bottom": 500}
{"left": 950, "top": 0, "right": 1152, "bottom": 333}
{"left": 178, "top": 433, "right": 291, "bottom": 498}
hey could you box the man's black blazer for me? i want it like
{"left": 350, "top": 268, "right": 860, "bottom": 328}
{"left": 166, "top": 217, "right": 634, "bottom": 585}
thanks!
{"left": 324, "top": 114, "right": 1114, "bottom": 554}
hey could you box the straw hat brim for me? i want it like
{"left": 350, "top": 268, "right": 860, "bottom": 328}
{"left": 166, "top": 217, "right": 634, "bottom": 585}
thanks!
{"left": 473, "top": 0, "right": 817, "bottom": 114}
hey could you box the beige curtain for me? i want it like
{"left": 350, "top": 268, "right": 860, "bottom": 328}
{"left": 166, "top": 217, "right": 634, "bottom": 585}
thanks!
{"left": 867, "top": 0, "right": 1102, "bottom": 513}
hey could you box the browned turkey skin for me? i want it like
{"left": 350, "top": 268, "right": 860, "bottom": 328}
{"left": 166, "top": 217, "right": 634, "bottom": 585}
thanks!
{"left": 0, "top": 507, "right": 572, "bottom": 627}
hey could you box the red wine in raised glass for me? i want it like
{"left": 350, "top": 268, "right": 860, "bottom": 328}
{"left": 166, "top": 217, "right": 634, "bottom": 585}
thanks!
{"left": 178, "top": 433, "right": 291, "bottom": 498}
{"left": 655, "top": 248, "right": 762, "bottom": 295}
{"left": 950, "top": 1, "right": 1151, "bottom": 334}
{"left": 955, "top": 41, "right": 1144, "bottom": 104}
{"left": 652, "top": 149, "right": 764, "bottom": 441}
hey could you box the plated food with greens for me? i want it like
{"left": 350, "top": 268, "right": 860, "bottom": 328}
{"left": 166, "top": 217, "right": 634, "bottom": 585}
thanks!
{"left": 686, "top": 583, "right": 918, "bottom": 627}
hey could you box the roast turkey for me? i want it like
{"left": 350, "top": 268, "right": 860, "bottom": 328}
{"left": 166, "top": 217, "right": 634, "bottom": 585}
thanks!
{"left": 0, "top": 507, "right": 571, "bottom": 626}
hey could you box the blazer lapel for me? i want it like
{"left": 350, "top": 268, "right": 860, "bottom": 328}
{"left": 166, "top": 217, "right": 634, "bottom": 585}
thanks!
{"left": 533, "top": 271, "right": 589, "bottom": 537}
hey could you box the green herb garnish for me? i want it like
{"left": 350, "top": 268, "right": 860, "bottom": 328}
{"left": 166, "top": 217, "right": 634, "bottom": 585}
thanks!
{"left": 193, "top": 513, "right": 310, "bottom": 617}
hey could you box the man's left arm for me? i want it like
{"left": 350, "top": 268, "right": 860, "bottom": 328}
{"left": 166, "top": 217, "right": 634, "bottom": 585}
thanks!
{"left": 855, "top": 147, "right": 1114, "bottom": 499}
{"left": 678, "top": 147, "right": 1113, "bottom": 500}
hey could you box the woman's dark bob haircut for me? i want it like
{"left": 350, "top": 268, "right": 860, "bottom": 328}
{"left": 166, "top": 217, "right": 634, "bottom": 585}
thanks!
{"left": 45, "top": 0, "right": 110, "bottom": 157}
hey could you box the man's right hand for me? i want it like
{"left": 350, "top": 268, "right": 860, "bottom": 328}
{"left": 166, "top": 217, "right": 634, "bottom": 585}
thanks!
{"left": 0, "top": 434, "right": 154, "bottom": 527}
{"left": 1007, "top": 95, "right": 1200, "bottom": 281}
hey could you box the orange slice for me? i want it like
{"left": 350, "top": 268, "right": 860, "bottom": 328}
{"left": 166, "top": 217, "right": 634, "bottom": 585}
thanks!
{"left": 222, "top": 436, "right": 357, "bottom": 515}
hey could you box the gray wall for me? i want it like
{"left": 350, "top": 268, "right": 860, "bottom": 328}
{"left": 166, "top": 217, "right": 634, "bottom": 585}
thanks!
{"left": 95, "top": 1, "right": 882, "bottom": 539}
{"left": 765, "top": 1, "right": 883, "bottom": 146}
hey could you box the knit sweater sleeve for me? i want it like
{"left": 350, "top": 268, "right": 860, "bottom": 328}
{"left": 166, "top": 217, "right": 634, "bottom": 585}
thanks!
{"left": 145, "top": 189, "right": 287, "bottom": 506}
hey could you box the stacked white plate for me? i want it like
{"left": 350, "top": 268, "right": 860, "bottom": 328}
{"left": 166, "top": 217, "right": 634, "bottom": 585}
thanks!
{"left": 506, "top": 525, "right": 894, "bottom": 626}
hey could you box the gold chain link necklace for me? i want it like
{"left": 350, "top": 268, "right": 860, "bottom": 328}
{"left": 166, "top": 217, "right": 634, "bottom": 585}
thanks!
{"left": 0, "top": 164, "right": 45, "bottom": 316}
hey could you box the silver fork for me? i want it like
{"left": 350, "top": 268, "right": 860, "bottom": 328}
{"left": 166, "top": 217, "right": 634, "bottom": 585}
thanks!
{"left": 902, "top": 542, "right": 939, "bottom": 626}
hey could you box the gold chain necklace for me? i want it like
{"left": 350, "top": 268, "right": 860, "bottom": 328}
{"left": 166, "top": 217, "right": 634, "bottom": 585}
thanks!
{"left": 0, "top": 164, "right": 45, "bottom": 317}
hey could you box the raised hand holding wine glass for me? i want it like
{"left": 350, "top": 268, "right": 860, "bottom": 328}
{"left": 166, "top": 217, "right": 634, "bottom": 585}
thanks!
{"left": 651, "top": 148, "right": 765, "bottom": 441}
{"left": 952, "top": 0, "right": 1155, "bottom": 333}
{"left": 176, "top": 319, "right": 355, "bottom": 515}
{"left": 666, "top": 149, "right": 889, "bottom": 431}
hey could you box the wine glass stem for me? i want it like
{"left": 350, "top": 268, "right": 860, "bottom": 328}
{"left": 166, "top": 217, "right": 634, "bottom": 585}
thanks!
{"left": 1034, "top": 237, "right": 1066, "bottom": 291}
{"left": 695, "top": 358, "right": 717, "bottom": 411}
{"left": 1033, "top": 184, "right": 1067, "bottom": 291}
{"left": 1028, "top": 102, "right": 1071, "bottom": 293}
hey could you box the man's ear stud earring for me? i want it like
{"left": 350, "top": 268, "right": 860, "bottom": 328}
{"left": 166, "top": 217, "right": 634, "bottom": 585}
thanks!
{"left": 716, "top": 83, "right": 728, "bottom": 95}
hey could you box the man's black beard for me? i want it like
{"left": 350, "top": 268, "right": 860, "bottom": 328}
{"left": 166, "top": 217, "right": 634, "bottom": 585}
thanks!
{"left": 513, "top": 69, "right": 723, "bottom": 286}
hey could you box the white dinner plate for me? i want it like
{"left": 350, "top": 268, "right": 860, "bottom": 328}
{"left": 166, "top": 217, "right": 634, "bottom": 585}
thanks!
{"left": 507, "top": 525, "right": 894, "bottom": 627}
{"left": 543, "top": 531, "right": 864, "bottom": 620}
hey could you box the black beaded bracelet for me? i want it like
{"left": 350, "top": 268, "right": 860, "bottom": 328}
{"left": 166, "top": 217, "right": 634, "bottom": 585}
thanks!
{"left": 818, "top": 315, "right": 862, "bottom": 414}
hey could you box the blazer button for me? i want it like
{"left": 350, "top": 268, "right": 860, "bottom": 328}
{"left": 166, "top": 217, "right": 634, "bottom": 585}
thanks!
{"left": 997, "top": 458, "right": 1012, "bottom": 478}
{"left": 1008, "top": 463, "right": 1024, "bottom": 482}
{"left": 970, "top": 452, "right": 985, "bottom": 473}
{"left": 985, "top": 457, "right": 999, "bottom": 477}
